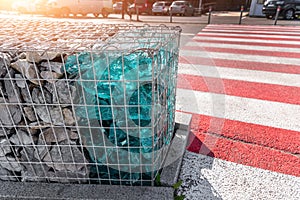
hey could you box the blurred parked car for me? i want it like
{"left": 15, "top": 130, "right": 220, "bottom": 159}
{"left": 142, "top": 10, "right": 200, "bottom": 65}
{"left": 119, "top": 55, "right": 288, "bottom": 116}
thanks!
{"left": 46, "top": 0, "right": 113, "bottom": 18}
{"left": 170, "top": 0, "right": 194, "bottom": 16}
{"left": 128, "top": 0, "right": 154, "bottom": 14}
{"left": 262, "top": 0, "right": 300, "bottom": 20}
{"left": 152, "top": 1, "right": 171, "bottom": 15}
{"left": 113, "top": 1, "right": 131, "bottom": 14}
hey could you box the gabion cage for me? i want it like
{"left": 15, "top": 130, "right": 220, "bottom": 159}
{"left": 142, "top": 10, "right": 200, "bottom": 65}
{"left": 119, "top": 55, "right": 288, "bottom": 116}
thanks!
{"left": 0, "top": 19, "right": 181, "bottom": 186}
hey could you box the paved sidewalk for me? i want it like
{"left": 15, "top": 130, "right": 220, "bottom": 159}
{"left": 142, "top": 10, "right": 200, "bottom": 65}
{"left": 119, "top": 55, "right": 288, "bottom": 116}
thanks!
{"left": 176, "top": 151, "right": 300, "bottom": 200}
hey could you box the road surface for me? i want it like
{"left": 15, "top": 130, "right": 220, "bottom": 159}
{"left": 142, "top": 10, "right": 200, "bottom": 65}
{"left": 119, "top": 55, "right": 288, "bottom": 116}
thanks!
{"left": 176, "top": 24, "right": 300, "bottom": 199}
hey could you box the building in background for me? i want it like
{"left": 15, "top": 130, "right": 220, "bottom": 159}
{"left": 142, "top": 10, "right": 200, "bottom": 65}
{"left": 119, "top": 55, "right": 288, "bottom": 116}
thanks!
{"left": 249, "top": 0, "right": 265, "bottom": 17}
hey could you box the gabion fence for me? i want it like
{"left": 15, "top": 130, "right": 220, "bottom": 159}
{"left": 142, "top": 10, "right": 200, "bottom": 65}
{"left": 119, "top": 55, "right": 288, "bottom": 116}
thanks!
{"left": 0, "top": 19, "right": 181, "bottom": 186}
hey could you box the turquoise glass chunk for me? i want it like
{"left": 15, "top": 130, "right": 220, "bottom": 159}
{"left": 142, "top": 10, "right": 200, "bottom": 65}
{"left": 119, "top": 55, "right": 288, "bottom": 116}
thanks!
{"left": 98, "top": 99, "right": 113, "bottom": 121}
{"left": 109, "top": 125, "right": 140, "bottom": 150}
{"left": 128, "top": 83, "right": 152, "bottom": 127}
{"left": 64, "top": 32, "right": 179, "bottom": 184}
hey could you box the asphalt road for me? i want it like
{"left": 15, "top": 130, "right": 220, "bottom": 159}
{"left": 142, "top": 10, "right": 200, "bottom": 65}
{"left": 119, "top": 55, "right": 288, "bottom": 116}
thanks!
{"left": 176, "top": 22, "right": 300, "bottom": 199}
{"left": 1, "top": 11, "right": 299, "bottom": 46}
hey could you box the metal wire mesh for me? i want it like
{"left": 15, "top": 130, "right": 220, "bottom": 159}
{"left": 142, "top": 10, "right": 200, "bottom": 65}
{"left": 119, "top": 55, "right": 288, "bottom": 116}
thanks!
{"left": 0, "top": 18, "right": 181, "bottom": 186}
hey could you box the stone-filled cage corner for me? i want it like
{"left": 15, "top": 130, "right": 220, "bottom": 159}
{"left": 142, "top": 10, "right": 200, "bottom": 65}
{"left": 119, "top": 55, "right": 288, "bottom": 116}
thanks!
{"left": 0, "top": 19, "right": 181, "bottom": 186}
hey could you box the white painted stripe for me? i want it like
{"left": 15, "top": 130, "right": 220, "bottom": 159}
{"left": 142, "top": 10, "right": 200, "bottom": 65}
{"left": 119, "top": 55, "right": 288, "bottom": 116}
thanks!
{"left": 180, "top": 50, "right": 300, "bottom": 66}
{"left": 205, "top": 26, "right": 300, "bottom": 31}
{"left": 207, "top": 24, "right": 300, "bottom": 30}
{"left": 198, "top": 32, "right": 300, "bottom": 39}
{"left": 204, "top": 25, "right": 300, "bottom": 31}
{"left": 176, "top": 88, "right": 300, "bottom": 132}
{"left": 202, "top": 29, "right": 300, "bottom": 35}
{"left": 177, "top": 151, "right": 300, "bottom": 200}
{"left": 193, "top": 36, "right": 300, "bottom": 45}
{"left": 185, "top": 41, "right": 300, "bottom": 53}
{"left": 178, "top": 63, "right": 300, "bottom": 87}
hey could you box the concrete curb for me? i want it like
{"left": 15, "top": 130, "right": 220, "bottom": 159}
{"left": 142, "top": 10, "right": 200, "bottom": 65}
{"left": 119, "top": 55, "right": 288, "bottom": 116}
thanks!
{"left": 0, "top": 112, "right": 192, "bottom": 199}
{"left": 160, "top": 112, "right": 192, "bottom": 187}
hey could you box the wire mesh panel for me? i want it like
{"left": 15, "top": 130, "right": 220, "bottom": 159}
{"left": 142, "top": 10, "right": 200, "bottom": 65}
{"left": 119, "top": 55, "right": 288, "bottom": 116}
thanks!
{"left": 0, "top": 19, "right": 181, "bottom": 186}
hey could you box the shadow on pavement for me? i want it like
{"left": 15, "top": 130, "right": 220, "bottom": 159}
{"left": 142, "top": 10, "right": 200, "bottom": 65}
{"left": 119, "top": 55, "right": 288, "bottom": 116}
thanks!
{"left": 175, "top": 134, "right": 223, "bottom": 199}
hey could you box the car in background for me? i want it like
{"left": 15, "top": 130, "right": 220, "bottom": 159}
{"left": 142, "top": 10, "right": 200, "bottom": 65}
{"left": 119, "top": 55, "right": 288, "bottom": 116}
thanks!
{"left": 46, "top": 0, "right": 113, "bottom": 18}
{"left": 262, "top": 0, "right": 300, "bottom": 19}
{"left": 152, "top": 1, "right": 171, "bottom": 15}
{"left": 170, "top": 0, "right": 194, "bottom": 16}
{"left": 128, "top": 0, "right": 154, "bottom": 14}
{"left": 128, "top": 3, "right": 150, "bottom": 14}
{"left": 113, "top": 1, "right": 131, "bottom": 14}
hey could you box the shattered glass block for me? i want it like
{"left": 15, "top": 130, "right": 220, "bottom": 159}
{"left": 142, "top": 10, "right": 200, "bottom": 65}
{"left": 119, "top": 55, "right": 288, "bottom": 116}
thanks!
{"left": 64, "top": 28, "right": 179, "bottom": 184}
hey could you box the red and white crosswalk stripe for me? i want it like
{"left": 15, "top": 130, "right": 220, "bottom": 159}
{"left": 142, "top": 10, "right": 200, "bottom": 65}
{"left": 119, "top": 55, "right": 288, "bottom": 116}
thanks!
{"left": 176, "top": 24, "right": 300, "bottom": 177}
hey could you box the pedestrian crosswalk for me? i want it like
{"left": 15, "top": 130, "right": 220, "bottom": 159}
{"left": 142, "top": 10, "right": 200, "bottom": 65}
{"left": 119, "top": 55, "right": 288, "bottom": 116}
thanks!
{"left": 176, "top": 24, "right": 300, "bottom": 177}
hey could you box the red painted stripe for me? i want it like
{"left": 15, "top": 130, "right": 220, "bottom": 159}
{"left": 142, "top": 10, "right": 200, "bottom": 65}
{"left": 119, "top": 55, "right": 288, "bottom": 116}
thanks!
{"left": 182, "top": 46, "right": 300, "bottom": 58}
{"left": 193, "top": 39, "right": 300, "bottom": 49}
{"left": 183, "top": 113, "right": 300, "bottom": 155}
{"left": 177, "top": 74, "right": 300, "bottom": 105}
{"left": 197, "top": 33, "right": 300, "bottom": 42}
{"left": 179, "top": 56, "right": 300, "bottom": 74}
{"left": 187, "top": 131, "right": 300, "bottom": 177}
{"left": 201, "top": 30, "right": 300, "bottom": 37}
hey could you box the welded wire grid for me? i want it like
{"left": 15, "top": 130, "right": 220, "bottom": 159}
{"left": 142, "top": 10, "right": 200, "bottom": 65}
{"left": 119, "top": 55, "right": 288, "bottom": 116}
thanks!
{"left": 0, "top": 18, "right": 181, "bottom": 186}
